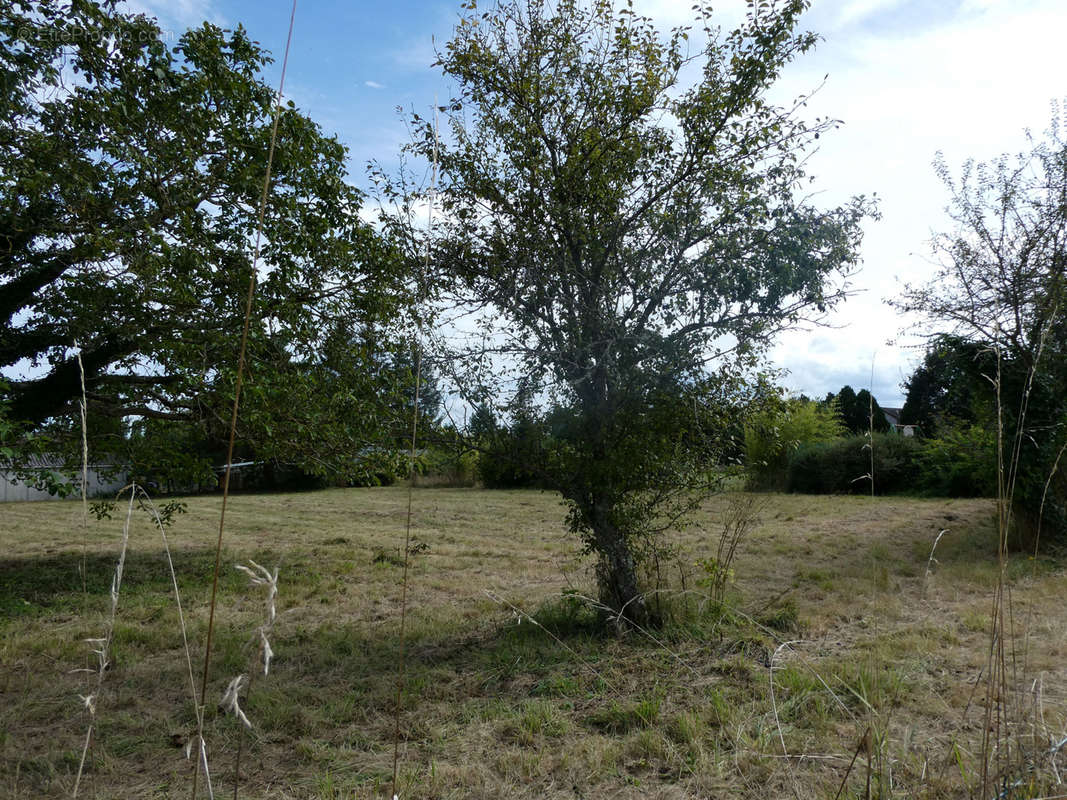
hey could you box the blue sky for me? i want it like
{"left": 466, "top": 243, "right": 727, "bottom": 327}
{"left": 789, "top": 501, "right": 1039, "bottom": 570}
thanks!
{"left": 132, "top": 0, "right": 1067, "bottom": 408}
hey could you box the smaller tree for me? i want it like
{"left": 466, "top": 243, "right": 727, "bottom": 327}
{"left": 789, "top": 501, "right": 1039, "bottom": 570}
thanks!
{"left": 398, "top": 0, "right": 873, "bottom": 623}
{"left": 896, "top": 108, "right": 1067, "bottom": 547}
{"left": 828, "top": 385, "right": 889, "bottom": 435}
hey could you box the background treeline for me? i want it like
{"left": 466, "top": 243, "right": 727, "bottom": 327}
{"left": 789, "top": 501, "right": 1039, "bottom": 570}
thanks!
{"left": 466, "top": 335, "right": 1007, "bottom": 499}
{"left": 743, "top": 335, "right": 1037, "bottom": 499}
{"left": 406, "top": 326, "right": 1067, "bottom": 557}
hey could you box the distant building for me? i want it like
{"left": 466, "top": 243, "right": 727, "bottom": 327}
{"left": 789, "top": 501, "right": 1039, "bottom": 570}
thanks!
{"left": 881, "top": 407, "right": 918, "bottom": 437}
{"left": 0, "top": 455, "right": 128, "bottom": 503}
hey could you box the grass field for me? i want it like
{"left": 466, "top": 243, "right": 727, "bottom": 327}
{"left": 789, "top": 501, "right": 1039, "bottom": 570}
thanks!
{"left": 1, "top": 487, "right": 1064, "bottom": 798}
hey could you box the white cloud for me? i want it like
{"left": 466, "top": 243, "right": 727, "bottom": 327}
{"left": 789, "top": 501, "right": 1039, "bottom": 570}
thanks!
{"left": 821, "top": 0, "right": 909, "bottom": 30}
{"left": 753, "top": 0, "right": 1067, "bottom": 402}
{"left": 634, "top": 0, "right": 748, "bottom": 31}
{"left": 125, "top": 0, "right": 225, "bottom": 31}
{"left": 365, "top": 80, "right": 385, "bottom": 90}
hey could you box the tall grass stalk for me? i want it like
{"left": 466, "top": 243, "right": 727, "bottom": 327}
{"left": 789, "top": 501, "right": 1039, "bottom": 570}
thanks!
{"left": 703, "top": 494, "right": 761, "bottom": 606}
{"left": 191, "top": 2, "right": 296, "bottom": 797}
{"left": 390, "top": 100, "right": 440, "bottom": 800}
{"left": 73, "top": 343, "right": 95, "bottom": 796}
{"left": 977, "top": 311, "right": 1063, "bottom": 797}
{"left": 71, "top": 485, "right": 213, "bottom": 799}
{"left": 767, "top": 639, "right": 804, "bottom": 800}
{"left": 923, "top": 528, "right": 950, "bottom": 597}
{"left": 832, "top": 726, "right": 872, "bottom": 800}
{"left": 979, "top": 335, "right": 1018, "bottom": 796}
{"left": 230, "top": 560, "right": 280, "bottom": 798}
{"left": 71, "top": 490, "right": 134, "bottom": 798}
{"left": 868, "top": 356, "right": 876, "bottom": 499}
{"left": 75, "top": 343, "right": 88, "bottom": 594}
{"left": 138, "top": 485, "right": 213, "bottom": 796}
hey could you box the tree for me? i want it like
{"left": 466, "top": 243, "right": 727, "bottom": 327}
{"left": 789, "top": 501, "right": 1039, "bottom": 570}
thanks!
{"left": 834, "top": 385, "right": 858, "bottom": 430}
{"left": 900, "top": 335, "right": 985, "bottom": 435}
{"left": 399, "top": 0, "right": 872, "bottom": 622}
{"left": 1, "top": 1, "right": 407, "bottom": 481}
{"left": 827, "top": 385, "right": 889, "bottom": 434}
{"left": 896, "top": 108, "right": 1067, "bottom": 547}
{"left": 385, "top": 346, "right": 445, "bottom": 445}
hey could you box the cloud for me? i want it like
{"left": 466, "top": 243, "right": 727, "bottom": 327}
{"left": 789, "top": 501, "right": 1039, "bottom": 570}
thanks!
{"left": 634, "top": 0, "right": 748, "bottom": 31}
{"left": 771, "top": 336, "right": 915, "bottom": 407}
{"left": 125, "top": 0, "right": 225, "bottom": 30}
{"left": 749, "top": 0, "right": 1067, "bottom": 403}
{"left": 821, "top": 0, "right": 910, "bottom": 30}
{"left": 365, "top": 80, "right": 385, "bottom": 90}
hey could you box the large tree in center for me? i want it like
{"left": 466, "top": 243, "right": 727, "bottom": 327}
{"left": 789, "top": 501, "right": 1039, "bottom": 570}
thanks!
{"left": 403, "top": 0, "right": 871, "bottom": 622}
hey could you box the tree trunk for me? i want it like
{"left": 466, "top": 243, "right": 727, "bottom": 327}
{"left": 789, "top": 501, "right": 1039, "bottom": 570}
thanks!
{"left": 573, "top": 366, "right": 650, "bottom": 626}
{"left": 589, "top": 499, "right": 648, "bottom": 627}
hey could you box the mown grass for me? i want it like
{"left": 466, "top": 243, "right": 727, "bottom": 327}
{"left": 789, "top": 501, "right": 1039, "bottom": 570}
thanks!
{"left": 1, "top": 487, "right": 1064, "bottom": 798}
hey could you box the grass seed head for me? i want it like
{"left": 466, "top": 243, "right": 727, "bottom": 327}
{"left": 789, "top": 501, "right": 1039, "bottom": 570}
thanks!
{"left": 221, "top": 675, "right": 252, "bottom": 728}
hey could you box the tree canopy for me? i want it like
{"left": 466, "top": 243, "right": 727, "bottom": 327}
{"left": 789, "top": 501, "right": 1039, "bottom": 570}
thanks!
{"left": 826, "top": 385, "right": 890, "bottom": 435}
{"left": 1, "top": 0, "right": 409, "bottom": 483}
{"left": 397, "top": 0, "right": 873, "bottom": 621}
{"left": 900, "top": 335, "right": 985, "bottom": 435}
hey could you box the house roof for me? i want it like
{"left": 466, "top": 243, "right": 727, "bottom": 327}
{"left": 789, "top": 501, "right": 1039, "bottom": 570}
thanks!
{"left": 1, "top": 454, "right": 123, "bottom": 470}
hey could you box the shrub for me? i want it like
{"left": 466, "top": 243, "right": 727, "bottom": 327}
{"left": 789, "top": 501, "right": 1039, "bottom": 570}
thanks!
{"left": 916, "top": 422, "right": 997, "bottom": 498}
{"left": 744, "top": 397, "right": 845, "bottom": 490}
{"left": 787, "top": 434, "right": 923, "bottom": 495}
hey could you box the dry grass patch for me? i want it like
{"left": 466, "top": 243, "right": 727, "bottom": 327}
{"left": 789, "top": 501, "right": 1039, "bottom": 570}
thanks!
{"left": 0, "top": 488, "right": 1064, "bottom": 798}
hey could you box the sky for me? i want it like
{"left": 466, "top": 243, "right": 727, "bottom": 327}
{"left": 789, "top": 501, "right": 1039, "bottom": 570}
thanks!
{"left": 131, "top": 0, "right": 1067, "bottom": 408}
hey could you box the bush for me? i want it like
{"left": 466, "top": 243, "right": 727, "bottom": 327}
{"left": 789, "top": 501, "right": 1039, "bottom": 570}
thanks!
{"left": 744, "top": 398, "right": 844, "bottom": 490}
{"left": 787, "top": 434, "right": 923, "bottom": 495}
{"left": 916, "top": 422, "right": 996, "bottom": 498}
{"left": 477, "top": 418, "right": 546, "bottom": 489}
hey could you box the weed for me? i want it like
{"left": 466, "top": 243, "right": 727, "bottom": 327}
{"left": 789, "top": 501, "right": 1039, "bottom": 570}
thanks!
{"left": 589, "top": 692, "right": 662, "bottom": 734}
{"left": 665, "top": 711, "right": 704, "bottom": 746}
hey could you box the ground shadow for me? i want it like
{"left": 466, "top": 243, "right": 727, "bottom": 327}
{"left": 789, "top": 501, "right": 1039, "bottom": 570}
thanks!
{"left": 0, "top": 548, "right": 258, "bottom": 617}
